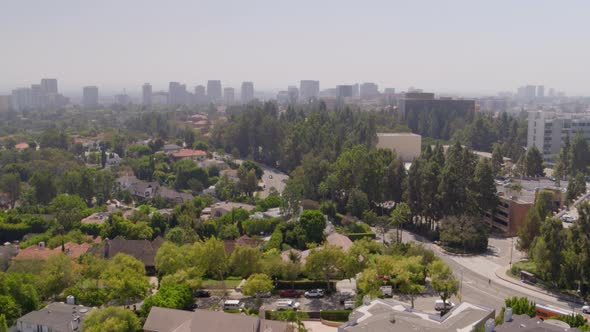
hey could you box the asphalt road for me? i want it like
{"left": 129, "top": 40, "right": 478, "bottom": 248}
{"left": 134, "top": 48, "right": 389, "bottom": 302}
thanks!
{"left": 384, "top": 229, "right": 582, "bottom": 314}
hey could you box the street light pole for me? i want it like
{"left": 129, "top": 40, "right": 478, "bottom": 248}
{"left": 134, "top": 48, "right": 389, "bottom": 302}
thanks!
{"left": 509, "top": 237, "right": 514, "bottom": 268}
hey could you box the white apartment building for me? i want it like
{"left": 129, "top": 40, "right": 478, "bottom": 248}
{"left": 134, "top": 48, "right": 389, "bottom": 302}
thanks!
{"left": 527, "top": 111, "right": 590, "bottom": 161}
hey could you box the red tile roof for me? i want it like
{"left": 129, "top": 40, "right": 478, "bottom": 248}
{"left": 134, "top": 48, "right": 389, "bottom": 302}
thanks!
{"left": 15, "top": 142, "right": 29, "bottom": 150}
{"left": 14, "top": 242, "right": 92, "bottom": 260}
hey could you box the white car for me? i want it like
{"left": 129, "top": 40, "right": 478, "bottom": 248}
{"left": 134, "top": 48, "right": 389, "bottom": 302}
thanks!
{"left": 276, "top": 300, "right": 300, "bottom": 311}
{"left": 344, "top": 300, "right": 356, "bottom": 310}
{"left": 582, "top": 305, "right": 590, "bottom": 314}
{"left": 304, "top": 289, "right": 325, "bottom": 298}
{"left": 434, "top": 299, "right": 455, "bottom": 311}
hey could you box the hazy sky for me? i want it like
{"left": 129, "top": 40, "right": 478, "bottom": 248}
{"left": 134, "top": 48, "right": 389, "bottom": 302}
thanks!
{"left": 1, "top": 0, "right": 589, "bottom": 96}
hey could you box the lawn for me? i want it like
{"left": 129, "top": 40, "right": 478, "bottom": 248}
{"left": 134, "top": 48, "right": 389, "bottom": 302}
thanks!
{"left": 202, "top": 277, "right": 243, "bottom": 289}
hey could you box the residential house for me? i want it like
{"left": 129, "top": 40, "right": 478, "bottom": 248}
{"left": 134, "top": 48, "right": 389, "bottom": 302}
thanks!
{"left": 14, "top": 142, "right": 29, "bottom": 151}
{"left": 16, "top": 302, "right": 94, "bottom": 332}
{"left": 157, "top": 187, "right": 194, "bottom": 204}
{"left": 171, "top": 149, "right": 207, "bottom": 162}
{"left": 81, "top": 212, "right": 111, "bottom": 225}
{"left": 143, "top": 307, "right": 289, "bottom": 332}
{"left": 210, "top": 201, "right": 255, "bottom": 218}
{"left": 338, "top": 298, "right": 494, "bottom": 332}
{"left": 91, "top": 236, "right": 164, "bottom": 274}
{"left": 162, "top": 144, "right": 182, "bottom": 154}
{"left": 219, "top": 169, "right": 239, "bottom": 181}
{"left": 223, "top": 235, "right": 261, "bottom": 253}
{"left": 0, "top": 192, "right": 10, "bottom": 209}
{"left": 13, "top": 241, "right": 93, "bottom": 261}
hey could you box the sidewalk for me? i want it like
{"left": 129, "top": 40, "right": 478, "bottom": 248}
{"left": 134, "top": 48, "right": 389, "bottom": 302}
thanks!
{"left": 494, "top": 265, "right": 582, "bottom": 305}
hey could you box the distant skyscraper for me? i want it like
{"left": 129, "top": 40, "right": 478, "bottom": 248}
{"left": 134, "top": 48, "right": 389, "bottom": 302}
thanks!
{"left": 207, "top": 80, "right": 222, "bottom": 103}
{"left": 300, "top": 80, "right": 320, "bottom": 102}
{"left": 40, "top": 78, "right": 58, "bottom": 94}
{"left": 537, "top": 85, "right": 545, "bottom": 98}
{"left": 194, "top": 85, "right": 207, "bottom": 105}
{"left": 352, "top": 83, "right": 360, "bottom": 98}
{"left": 224, "top": 87, "right": 235, "bottom": 105}
{"left": 82, "top": 86, "right": 99, "bottom": 108}
{"left": 11, "top": 88, "right": 33, "bottom": 111}
{"left": 168, "top": 82, "right": 187, "bottom": 105}
{"left": 384, "top": 88, "right": 396, "bottom": 95}
{"left": 287, "top": 86, "right": 299, "bottom": 104}
{"left": 336, "top": 85, "right": 354, "bottom": 98}
{"left": 525, "top": 85, "right": 536, "bottom": 100}
{"left": 142, "top": 83, "right": 152, "bottom": 106}
{"left": 30, "top": 84, "right": 42, "bottom": 108}
{"left": 360, "top": 82, "right": 379, "bottom": 99}
{"left": 241, "top": 82, "right": 254, "bottom": 104}
{"left": 114, "top": 94, "right": 131, "bottom": 106}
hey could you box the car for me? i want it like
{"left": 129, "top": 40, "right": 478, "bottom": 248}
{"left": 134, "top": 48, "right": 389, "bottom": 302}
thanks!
{"left": 280, "top": 290, "right": 303, "bottom": 298}
{"left": 434, "top": 299, "right": 455, "bottom": 311}
{"left": 583, "top": 305, "right": 590, "bottom": 314}
{"left": 269, "top": 174, "right": 273, "bottom": 179}
{"left": 254, "top": 291, "right": 272, "bottom": 298}
{"left": 304, "top": 289, "right": 325, "bottom": 298}
{"left": 344, "top": 300, "right": 356, "bottom": 310}
{"left": 194, "top": 289, "right": 210, "bottom": 298}
{"left": 380, "top": 286, "right": 393, "bottom": 298}
{"left": 276, "top": 300, "right": 300, "bottom": 311}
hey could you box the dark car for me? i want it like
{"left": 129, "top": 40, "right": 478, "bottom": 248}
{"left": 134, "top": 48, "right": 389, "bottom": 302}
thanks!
{"left": 280, "top": 290, "right": 303, "bottom": 298}
{"left": 194, "top": 289, "right": 211, "bottom": 297}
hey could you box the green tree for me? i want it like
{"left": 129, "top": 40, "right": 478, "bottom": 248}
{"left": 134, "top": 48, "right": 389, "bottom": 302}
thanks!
{"left": 346, "top": 189, "right": 369, "bottom": 218}
{"left": 0, "top": 173, "right": 21, "bottom": 208}
{"left": 390, "top": 202, "right": 411, "bottom": 243}
{"left": 491, "top": 144, "right": 504, "bottom": 176}
{"left": 298, "top": 210, "right": 326, "bottom": 244}
{"left": 0, "top": 314, "right": 7, "bottom": 332}
{"left": 439, "top": 215, "right": 488, "bottom": 253}
{"left": 429, "top": 260, "right": 459, "bottom": 312}
{"left": 229, "top": 245, "right": 262, "bottom": 278}
{"left": 242, "top": 273, "right": 274, "bottom": 296}
{"left": 531, "top": 217, "right": 564, "bottom": 283}
{"left": 304, "top": 245, "right": 345, "bottom": 291}
{"left": 0, "top": 297, "right": 20, "bottom": 326}
{"left": 567, "top": 172, "right": 586, "bottom": 203}
{"left": 29, "top": 170, "right": 57, "bottom": 205}
{"left": 471, "top": 158, "right": 499, "bottom": 214}
{"left": 83, "top": 307, "right": 141, "bottom": 332}
{"left": 525, "top": 146, "right": 544, "bottom": 177}
{"left": 39, "top": 254, "right": 80, "bottom": 298}
{"left": 140, "top": 283, "right": 193, "bottom": 316}
{"left": 101, "top": 253, "right": 150, "bottom": 305}
{"left": 49, "top": 194, "right": 87, "bottom": 230}
{"left": 570, "top": 132, "right": 590, "bottom": 175}
{"left": 394, "top": 256, "right": 426, "bottom": 308}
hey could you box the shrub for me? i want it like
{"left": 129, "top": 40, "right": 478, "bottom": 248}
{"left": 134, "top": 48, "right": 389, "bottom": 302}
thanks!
{"left": 320, "top": 310, "right": 352, "bottom": 322}
{"left": 347, "top": 233, "right": 376, "bottom": 241}
{"left": 504, "top": 296, "right": 535, "bottom": 317}
{"left": 552, "top": 314, "right": 589, "bottom": 328}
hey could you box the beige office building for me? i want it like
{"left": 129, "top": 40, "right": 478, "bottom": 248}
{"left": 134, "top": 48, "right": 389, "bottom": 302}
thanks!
{"left": 376, "top": 133, "right": 421, "bottom": 161}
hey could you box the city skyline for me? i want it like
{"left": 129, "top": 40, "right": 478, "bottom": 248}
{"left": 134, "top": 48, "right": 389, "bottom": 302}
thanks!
{"left": 1, "top": 0, "right": 589, "bottom": 96}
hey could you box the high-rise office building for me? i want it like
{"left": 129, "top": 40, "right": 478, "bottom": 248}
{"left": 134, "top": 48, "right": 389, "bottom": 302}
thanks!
{"left": 300, "top": 80, "right": 320, "bottom": 102}
{"left": 142, "top": 83, "right": 152, "bottom": 106}
{"left": 207, "top": 80, "right": 222, "bottom": 103}
{"left": 241, "top": 82, "right": 254, "bottom": 104}
{"left": 0, "top": 96, "right": 11, "bottom": 112}
{"left": 537, "top": 85, "right": 545, "bottom": 98}
{"left": 527, "top": 111, "right": 590, "bottom": 161}
{"left": 287, "top": 86, "right": 299, "bottom": 105}
{"left": 114, "top": 94, "right": 131, "bottom": 106}
{"left": 40, "top": 79, "right": 58, "bottom": 94}
{"left": 194, "top": 85, "right": 207, "bottom": 105}
{"left": 384, "top": 88, "right": 396, "bottom": 95}
{"left": 168, "top": 82, "right": 187, "bottom": 105}
{"left": 224, "top": 87, "right": 235, "bottom": 105}
{"left": 400, "top": 92, "right": 475, "bottom": 129}
{"left": 360, "top": 82, "right": 379, "bottom": 99}
{"left": 336, "top": 85, "right": 354, "bottom": 98}
{"left": 82, "top": 86, "right": 99, "bottom": 108}
{"left": 30, "top": 84, "right": 42, "bottom": 108}
{"left": 352, "top": 83, "right": 360, "bottom": 98}
{"left": 11, "top": 88, "right": 33, "bottom": 111}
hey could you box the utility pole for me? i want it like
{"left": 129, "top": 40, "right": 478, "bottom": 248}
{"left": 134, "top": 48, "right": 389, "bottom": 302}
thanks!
{"left": 509, "top": 237, "right": 514, "bottom": 268}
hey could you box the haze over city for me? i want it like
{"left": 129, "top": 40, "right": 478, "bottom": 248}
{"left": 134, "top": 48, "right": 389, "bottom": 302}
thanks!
{"left": 2, "top": 0, "right": 589, "bottom": 96}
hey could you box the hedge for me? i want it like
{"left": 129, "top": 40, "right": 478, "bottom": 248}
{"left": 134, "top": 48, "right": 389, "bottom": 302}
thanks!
{"left": 266, "top": 311, "right": 311, "bottom": 320}
{"left": 0, "top": 222, "right": 32, "bottom": 242}
{"left": 274, "top": 280, "right": 336, "bottom": 290}
{"left": 347, "top": 232, "right": 376, "bottom": 241}
{"left": 320, "top": 310, "right": 352, "bottom": 322}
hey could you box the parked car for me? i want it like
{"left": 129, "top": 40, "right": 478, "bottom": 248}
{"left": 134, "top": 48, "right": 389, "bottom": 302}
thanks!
{"left": 276, "top": 300, "right": 300, "bottom": 311}
{"left": 254, "top": 291, "right": 272, "bottom": 298}
{"left": 344, "top": 300, "right": 356, "bottom": 310}
{"left": 223, "top": 300, "right": 244, "bottom": 311}
{"left": 582, "top": 305, "right": 590, "bottom": 314}
{"left": 434, "top": 299, "right": 455, "bottom": 311}
{"left": 304, "top": 289, "right": 325, "bottom": 298}
{"left": 194, "top": 289, "right": 211, "bottom": 298}
{"left": 380, "top": 286, "right": 393, "bottom": 298}
{"left": 280, "top": 289, "right": 303, "bottom": 298}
